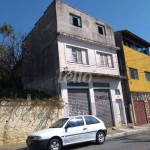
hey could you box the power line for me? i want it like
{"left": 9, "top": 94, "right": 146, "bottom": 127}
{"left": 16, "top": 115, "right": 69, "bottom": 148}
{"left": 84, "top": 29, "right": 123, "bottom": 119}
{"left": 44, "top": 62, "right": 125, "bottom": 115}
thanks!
{"left": 66, "top": 53, "right": 150, "bottom": 72}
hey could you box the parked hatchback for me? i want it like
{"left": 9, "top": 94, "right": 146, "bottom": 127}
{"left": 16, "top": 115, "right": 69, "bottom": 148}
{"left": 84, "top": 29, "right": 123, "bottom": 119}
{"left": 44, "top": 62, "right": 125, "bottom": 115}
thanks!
{"left": 26, "top": 115, "right": 107, "bottom": 150}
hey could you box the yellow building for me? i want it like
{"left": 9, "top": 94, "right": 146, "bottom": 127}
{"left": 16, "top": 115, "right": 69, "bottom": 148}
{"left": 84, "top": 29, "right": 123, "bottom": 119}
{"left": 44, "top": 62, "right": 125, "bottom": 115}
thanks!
{"left": 115, "top": 30, "right": 150, "bottom": 126}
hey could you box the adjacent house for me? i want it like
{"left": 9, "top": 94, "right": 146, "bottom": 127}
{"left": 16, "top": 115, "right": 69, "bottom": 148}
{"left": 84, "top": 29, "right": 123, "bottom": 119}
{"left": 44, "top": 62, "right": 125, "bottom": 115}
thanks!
{"left": 22, "top": 0, "right": 127, "bottom": 127}
{"left": 115, "top": 30, "right": 150, "bottom": 126}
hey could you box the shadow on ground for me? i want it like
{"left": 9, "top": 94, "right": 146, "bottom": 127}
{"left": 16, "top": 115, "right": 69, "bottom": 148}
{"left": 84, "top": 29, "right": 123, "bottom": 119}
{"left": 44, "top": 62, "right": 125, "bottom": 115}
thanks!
{"left": 16, "top": 148, "right": 28, "bottom": 150}
{"left": 16, "top": 142, "right": 97, "bottom": 150}
{"left": 62, "top": 142, "right": 97, "bottom": 150}
{"left": 109, "top": 131, "right": 150, "bottom": 144}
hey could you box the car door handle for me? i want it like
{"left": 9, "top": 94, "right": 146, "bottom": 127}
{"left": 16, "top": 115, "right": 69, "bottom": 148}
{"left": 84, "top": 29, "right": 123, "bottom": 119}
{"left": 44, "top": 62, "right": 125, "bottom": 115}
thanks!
{"left": 83, "top": 128, "right": 87, "bottom": 130}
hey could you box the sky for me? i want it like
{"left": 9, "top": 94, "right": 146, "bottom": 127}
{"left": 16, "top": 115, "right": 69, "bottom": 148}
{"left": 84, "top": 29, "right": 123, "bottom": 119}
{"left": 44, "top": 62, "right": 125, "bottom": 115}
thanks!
{"left": 0, "top": 0, "right": 150, "bottom": 41}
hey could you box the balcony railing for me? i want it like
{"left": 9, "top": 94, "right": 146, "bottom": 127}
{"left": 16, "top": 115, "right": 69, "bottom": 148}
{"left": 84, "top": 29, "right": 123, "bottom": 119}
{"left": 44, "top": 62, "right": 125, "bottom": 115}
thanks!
{"left": 123, "top": 37, "right": 149, "bottom": 55}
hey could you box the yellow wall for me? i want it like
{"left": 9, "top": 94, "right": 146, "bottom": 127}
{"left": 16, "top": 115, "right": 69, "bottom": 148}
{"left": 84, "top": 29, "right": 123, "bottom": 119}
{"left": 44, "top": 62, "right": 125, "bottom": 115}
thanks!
{"left": 123, "top": 44, "right": 150, "bottom": 92}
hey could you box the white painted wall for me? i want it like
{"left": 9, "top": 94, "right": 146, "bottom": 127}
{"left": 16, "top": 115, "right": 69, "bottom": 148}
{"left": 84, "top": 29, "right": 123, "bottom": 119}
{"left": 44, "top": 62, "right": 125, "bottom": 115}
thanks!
{"left": 61, "top": 77, "right": 127, "bottom": 127}
{"left": 58, "top": 36, "right": 120, "bottom": 76}
{"left": 58, "top": 35, "right": 127, "bottom": 127}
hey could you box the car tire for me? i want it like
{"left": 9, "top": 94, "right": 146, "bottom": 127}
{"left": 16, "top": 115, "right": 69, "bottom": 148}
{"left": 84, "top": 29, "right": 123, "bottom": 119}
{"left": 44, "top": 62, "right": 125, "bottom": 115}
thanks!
{"left": 96, "top": 131, "right": 105, "bottom": 144}
{"left": 48, "top": 139, "right": 62, "bottom": 150}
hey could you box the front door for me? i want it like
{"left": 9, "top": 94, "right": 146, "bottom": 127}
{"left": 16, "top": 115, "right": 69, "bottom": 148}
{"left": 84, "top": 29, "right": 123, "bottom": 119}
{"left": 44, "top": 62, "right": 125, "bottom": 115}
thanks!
{"left": 64, "top": 117, "right": 87, "bottom": 145}
{"left": 116, "top": 99, "right": 124, "bottom": 124}
{"left": 133, "top": 101, "right": 148, "bottom": 126}
{"left": 84, "top": 116, "right": 100, "bottom": 141}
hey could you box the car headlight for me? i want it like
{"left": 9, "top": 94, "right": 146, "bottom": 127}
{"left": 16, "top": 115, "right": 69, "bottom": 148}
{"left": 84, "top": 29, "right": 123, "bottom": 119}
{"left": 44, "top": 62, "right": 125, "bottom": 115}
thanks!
{"left": 33, "top": 136, "right": 42, "bottom": 140}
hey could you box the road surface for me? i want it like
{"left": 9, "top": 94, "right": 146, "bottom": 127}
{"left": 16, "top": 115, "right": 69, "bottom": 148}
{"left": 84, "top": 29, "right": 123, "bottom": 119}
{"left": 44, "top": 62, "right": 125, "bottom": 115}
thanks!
{"left": 0, "top": 131, "right": 150, "bottom": 150}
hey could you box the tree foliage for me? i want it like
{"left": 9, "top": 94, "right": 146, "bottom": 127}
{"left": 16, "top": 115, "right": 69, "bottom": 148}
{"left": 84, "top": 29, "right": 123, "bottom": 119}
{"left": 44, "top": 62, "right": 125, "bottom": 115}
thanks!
{"left": 0, "top": 23, "right": 26, "bottom": 96}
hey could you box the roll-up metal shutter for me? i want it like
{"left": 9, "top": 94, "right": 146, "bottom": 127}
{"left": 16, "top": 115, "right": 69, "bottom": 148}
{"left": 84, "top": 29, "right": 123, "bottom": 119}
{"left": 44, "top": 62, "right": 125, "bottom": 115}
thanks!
{"left": 94, "top": 89, "right": 113, "bottom": 127}
{"left": 68, "top": 89, "right": 90, "bottom": 116}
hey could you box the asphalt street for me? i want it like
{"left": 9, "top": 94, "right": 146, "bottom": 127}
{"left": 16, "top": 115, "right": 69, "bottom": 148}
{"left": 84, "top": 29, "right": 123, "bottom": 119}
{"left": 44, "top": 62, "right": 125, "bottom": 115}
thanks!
{"left": 63, "top": 131, "right": 150, "bottom": 150}
{"left": 0, "top": 131, "right": 150, "bottom": 150}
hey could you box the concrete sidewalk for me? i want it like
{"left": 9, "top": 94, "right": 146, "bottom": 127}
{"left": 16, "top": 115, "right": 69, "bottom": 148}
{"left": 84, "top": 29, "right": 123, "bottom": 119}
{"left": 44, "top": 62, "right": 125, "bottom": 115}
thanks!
{"left": 106, "top": 123, "right": 150, "bottom": 139}
{"left": 0, "top": 124, "right": 150, "bottom": 150}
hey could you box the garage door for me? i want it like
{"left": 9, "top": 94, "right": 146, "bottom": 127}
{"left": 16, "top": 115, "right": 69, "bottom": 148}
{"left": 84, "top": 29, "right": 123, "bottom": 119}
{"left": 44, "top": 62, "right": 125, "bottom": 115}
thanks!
{"left": 133, "top": 101, "right": 148, "bottom": 126}
{"left": 94, "top": 89, "right": 113, "bottom": 127}
{"left": 68, "top": 89, "right": 91, "bottom": 116}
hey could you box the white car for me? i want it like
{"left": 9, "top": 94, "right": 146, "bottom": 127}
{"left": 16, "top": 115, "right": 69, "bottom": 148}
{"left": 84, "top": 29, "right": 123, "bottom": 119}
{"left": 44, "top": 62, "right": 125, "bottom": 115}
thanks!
{"left": 26, "top": 115, "right": 107, "bottom": 150}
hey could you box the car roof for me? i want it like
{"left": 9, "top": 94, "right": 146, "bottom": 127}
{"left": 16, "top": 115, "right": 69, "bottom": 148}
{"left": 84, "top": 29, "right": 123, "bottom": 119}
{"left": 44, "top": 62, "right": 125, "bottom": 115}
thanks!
{"left": 62, "top": 115, "right": 95, "bottom": 119}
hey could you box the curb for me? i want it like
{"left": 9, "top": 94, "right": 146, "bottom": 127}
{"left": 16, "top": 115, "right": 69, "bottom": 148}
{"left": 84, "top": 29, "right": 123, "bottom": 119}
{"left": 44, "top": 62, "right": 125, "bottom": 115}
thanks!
{"left": 106, "top": 128, "right": 149, "bottom": 139}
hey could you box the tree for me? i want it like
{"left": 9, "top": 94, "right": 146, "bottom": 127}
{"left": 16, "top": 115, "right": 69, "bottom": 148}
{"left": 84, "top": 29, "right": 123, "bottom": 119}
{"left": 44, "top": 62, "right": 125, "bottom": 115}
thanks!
{"left": 0, "top": 23, "right": 26, "bottom": 96}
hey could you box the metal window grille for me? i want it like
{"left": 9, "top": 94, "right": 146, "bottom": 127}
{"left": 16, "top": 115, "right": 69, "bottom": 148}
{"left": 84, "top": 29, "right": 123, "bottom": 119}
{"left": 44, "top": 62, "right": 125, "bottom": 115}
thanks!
{"left": 69, "top": 14, "right": 82, "bottom": 27}
{"left": 96, "top": 24, "right": 106, "bottom": 35}
{"left": 93, "top": 82, "right": 109, "bottom": 87}
{"left": 67, "top": 82, "right": 89, "bottom": 87}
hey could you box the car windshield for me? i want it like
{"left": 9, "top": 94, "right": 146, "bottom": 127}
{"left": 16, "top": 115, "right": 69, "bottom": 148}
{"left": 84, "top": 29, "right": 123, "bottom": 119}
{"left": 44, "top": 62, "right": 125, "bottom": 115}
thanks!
{"left": 50, "top": 118, "right": 69, "bottom": 128}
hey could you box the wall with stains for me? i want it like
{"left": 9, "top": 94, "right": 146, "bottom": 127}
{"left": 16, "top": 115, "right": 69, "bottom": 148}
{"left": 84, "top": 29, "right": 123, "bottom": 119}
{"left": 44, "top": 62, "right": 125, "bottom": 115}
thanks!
{"left": 0, "top": 101, "right": 63, "bottom": 145}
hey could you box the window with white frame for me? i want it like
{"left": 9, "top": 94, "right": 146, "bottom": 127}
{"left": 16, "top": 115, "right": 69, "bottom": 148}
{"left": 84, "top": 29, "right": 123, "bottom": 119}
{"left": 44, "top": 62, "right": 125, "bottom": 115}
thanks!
{"left": 66, "top": 46, "right": 88, "bottom": 65}
{"left": 145, "top": 72, "right": 150, "bottom": 81}
{"left": 96, "top": 52, "right": 113, "bottom": 68}
{"left": 96, "top": 24, "right": 106, "bottom": 36}
{"left": 70, "top": 14, "right": 82, "bottom": 28}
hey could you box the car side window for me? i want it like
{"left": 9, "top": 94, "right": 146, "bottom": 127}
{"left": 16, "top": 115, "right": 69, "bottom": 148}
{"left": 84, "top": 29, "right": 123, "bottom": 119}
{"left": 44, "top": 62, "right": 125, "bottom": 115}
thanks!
{"left": 68, "top": 117, "right": 84, "bottom": 127}
{"left": 84, "top": 116, "right": 100, "bottom": 125}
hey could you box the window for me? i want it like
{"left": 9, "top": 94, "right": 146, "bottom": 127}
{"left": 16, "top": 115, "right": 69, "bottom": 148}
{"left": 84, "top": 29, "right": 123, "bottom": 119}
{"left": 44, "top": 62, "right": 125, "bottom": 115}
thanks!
{"left": 66, "top": 46, "right": 88, "bottom": 65}
{"left": 123, "top": 38, "right": 135, "bottom": 49}
{"left": 68, "top": 117, "right": 84, "bottom": 127}
{"left": 115, "top": 89, "right": 120, "bottom": 95}
{"left": 96, "top": 52, "right": 113, "bottom": 68}
{"left": 123, "top": 38, "right": 149, "bottom": 55}
{"left": 84, "top": 116, "right": 100, "bottom": 125}
{"left": 70, "top": 14, "right": 82, "bottom": 27}
{"left": 50, "top": 118, "right": 69, "bottom": 128}
{"left": 129, "top": 68, "right": 138, "bottom": 79}
{"left": 145, "top": 72, "right": 150, "bottom": 81}
{"left": 96, "top": 24, "right": 106, "bottom": 35}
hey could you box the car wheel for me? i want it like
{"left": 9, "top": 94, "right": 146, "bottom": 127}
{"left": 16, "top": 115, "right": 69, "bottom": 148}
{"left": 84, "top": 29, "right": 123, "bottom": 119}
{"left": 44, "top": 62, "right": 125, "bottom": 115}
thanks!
{"left": 48, "top": 139, "right": 62, "bottom": 150}
{"left": 96, "top": 131, "right": 105, "bottom": 144}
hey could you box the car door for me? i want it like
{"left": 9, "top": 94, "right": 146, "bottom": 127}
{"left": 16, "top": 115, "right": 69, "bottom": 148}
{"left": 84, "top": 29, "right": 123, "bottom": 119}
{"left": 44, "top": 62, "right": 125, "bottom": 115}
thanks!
{"left": 84, "top": 116, "right": 100, "bottom": 140}
{"left": 63, "top": 117, "right": 87, "bottom": 145}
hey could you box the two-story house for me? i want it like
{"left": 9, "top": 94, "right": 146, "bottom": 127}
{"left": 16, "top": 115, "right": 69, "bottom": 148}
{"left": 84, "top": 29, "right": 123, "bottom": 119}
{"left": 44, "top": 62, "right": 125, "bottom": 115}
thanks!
{"left": 23, "top": 0, "right": 127, "bottom": 127}
{"left": 115, "top": 30, "right": 150, "bottom": 126}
